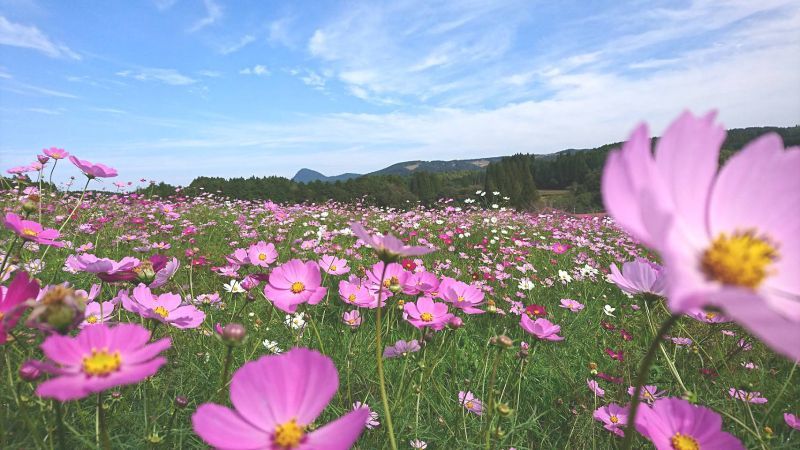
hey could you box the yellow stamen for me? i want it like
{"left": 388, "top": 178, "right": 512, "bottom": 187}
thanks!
{"left": 670, "top": 432, "right": 700, "bottom": 450}
{"left": 465, "top": 401, "right": 474, "bottom": 410}
{"left": 153, "top": 306, "right": 169, "bottom": 318}
{"left": 610, "top": 415, "right": 619, "bottom": 424}
{"left": 701, "top": 230, "right": 778, "bottom": 289}
{"left": 290, "top": 282, "right": 305, "bottom": 294}
{"left": 86, "top": 315, "right": 98, "bottom": 324}
{"left": 82, "top": 349, "right": 121, "bottom": 376}
{"left": 22, "top": 228, "right": 39, "bottom": 237}
{"left": 420, "top": 312, "right": 434, "bottom": 322}
{"left": 273, "top": 418, "right": 304, "bottom": 448}
{"left": 258, "top": 253, "right": 267, "bottom": 261}
{"left": 457, "top": 296, "right": 465, "bottom": 302}
{"left": 330, "top": 265, "right": 337, "bottom": 271}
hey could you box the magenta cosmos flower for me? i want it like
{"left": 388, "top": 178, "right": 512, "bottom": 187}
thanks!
{"left": 192, "top": 348, "right": 368, "bottom": 449}
{"left": 560, "top": 298, "right": 585, "bottom": 312}
{"left": 342, "top": 310, "right": 362, "bottom": 329}
{"left": 80, "top": 301, "right": 115, "bottom": 328}
{"left": 247, "top": 241, "right": 278, "bottom": 268}
{"left": 43, "top": 147, "right": 69, "bottom": 159}
{"left": 458, "top": 391, "right": 483, "bottom": 415}
{"left": 602, "top": 111, "right": 800, "bottom": 360}
{"left": 1, "top": 271, "right": 40, "bottom": 344}
{"left": 441, "top": 280, "right": 485, "bottom": 314}
{"left": 3, "top": 213, "right": 64, "bottom": 247}
{"left": 350, "top": 221, "right": 434, "bottom": 261}
{"left": 69, "top": 155, "right": 117, "bottom": 178}
{"left": 121, "top": 284, "right": 205, "bottom": 329}
{"left": 587, "top": 379, "right": 605, "bottom": 397}
{"left": 785, "top": 413, "right": 800, "bottom": 430}
{"left": 403, "top": 296, "right": 454, "bottom": 331}
{"left": 728, "top": 388, "right": 768, "bottom": 404}
{"left": 33, "top": 323, "right": 170, "bottom": 401}
{"left": 608, "top": 259, "right": 666, "bottom": 296}
{"left": 320, "top": 255, "right": 350, "bottom": 275}
{"left": 635, "top": 398, "right": 744, "bottom": 450}
{"left": 593, "top": 403, "right": 628, "bottom": 437}
{"left": 627, "top": 385, "right": 666, "bottom": 404}
{"left": 263, "top": 259, "right": 327, "bottom": 313}
{"left": 66, "top": 254, "right": 141, "bottom": 281}
{"left": 519, "top": 316, "right": 564, "bottom": 341}
{"left": 338, "top": 277, "right": 377, "bottom": 308}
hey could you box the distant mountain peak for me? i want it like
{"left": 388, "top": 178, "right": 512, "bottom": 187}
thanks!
{"left": 292, "top": 168, "right": 361, "bottom": 183}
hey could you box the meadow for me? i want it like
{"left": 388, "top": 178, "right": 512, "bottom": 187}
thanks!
{"left": 1, "top": 114, "right": 799, "bottom": 449}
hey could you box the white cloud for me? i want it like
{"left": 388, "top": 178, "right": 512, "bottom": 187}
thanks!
{"left": 1, "top": 80, "right": 79, "bottom": 98}
{"left": 239, "top": 65, "right": 270, "bottom": 76}
{"left": 26, "top": 107, "right": 64, "bottom": 115}
{"left": 268, "top": 17, "right": 293, "bottom": 47}
{"left": 197, "top": 69, "right": 222, "bottom": 78}
{"left": 152, "top": 0, "right": 178, "bottom": 11}
{"left": 117, "top": 68, "right": 198, "bottom": 85}
{"left": 188, "top": 0, "right": 222, "bottom": 32}
{"left": 219, "top": 34, "right": 255, "bottom": 55}
{"left": 0, "top": 16, "right": 81, "bottom": 59}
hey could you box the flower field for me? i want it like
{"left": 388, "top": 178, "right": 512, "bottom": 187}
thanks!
{"left": 2, "top": 112, "right": 799, "bottom": 449}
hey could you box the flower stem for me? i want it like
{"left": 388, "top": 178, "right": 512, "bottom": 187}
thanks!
{"left": 96, "top": 392, "right": 111, "bottom": 450}
{"left": 374, "top": 263, "right": 398, "bottom": 450}
{"left": 41, "top": 177, "right": 91, "bottom": 262}
{"left": 621, "top": 313, "right": 680, "bottom": 450}
{"left": 53, "top": 400, "right": 67, "bottom": 450}
{"left": 484, "top": 346, "right": 503, "bottom": 450}
{"left": 218, "top": 345, "right": 234, "bottom": 400}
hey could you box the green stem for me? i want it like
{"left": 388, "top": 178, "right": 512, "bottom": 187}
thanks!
{"left": 96, "top": 392, "right": 111, "bottom": 450}
{"left": 0, "top": 235, "right": 19, "bottom": 279}
{"left": 307, "top": 311, "right": 327, "bottom": 355}
{"left": 484, "top": 346, "right": 503, "bottom": 450}
{"left": 53, "top": 401, "right": 67, "bottom": 450}
{"left": 40, "top": 177, "right": 90, "bottom": 262}
{"left": 218, "top": 345, "right": 234, "bottom": 400}
{"left": 621, "top": 313, "right": 680, "bottom": 450}
{"left": 374, "top": 263, "right": 398, "bottom": 450}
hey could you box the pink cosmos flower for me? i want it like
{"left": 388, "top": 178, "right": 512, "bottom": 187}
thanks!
{"left": 247, "top": 241, "right": 278, "bottom": 268}
{"left": 226, "top": 248, "right": 251, "bottom": 266}
{"left": 43, "top": 147, "right": 69, "bottom": 159}
{"left": 687, "top": 309, "right": 729, "bottom": 324}
{"left": 587, "top": 379, "right": 605, "bottom": 397}
{"left": 338, "top": 277, "right": 377, "bottom": 308}
{"left": 3, "top": 213, "right": 64, "bottom": 247}
{"left": 121, "top": 284, "right": 205, "bottom": 329}
{"left": 69, "top": 155, "right": 118, "bottom": 178}
{"left": 602, "top": 111, "right": 800, "bottom": 360}
{"left": 80, "top": 301, "right": 115, "bottom": 328}
{"left": 149, "top": 257, "right": 180, "bottom": 289}
{"left": 263, "top": 259, "right": 327, "bottom": 313}
{"left": 458, "top": 391, "right": 483, "bottom": 415}
{"left": 66, "top": 254, "right": 141, "bottom": 281}
{"left": 627, "top": 385, "right": 666, "bottom": 404}
{"left": 551, "top": 242, "right": 570, "bottom": 254}
{"left": 593, "top": 403, "right": 628, "bottom": 437}
{"left": 366, "top": 261, "right": 411, "bottom": 296}
{"left": 342, "top": 310, "right": 362, "bottom": 329}
{"left": 785, "top": 413, "right": 800, "bottom": 431}
{"left": 350, "top": 221, "right": 434, "bottom": 260}
{"left": 441, "top": 280, "right": 485, "bottom": 314}
{"left": 728, "top": 388, "right": 768, "bottom": 404}
{"left": 403, "top": 296, "right": 454, "bottom": 331}
{"left": 353, "top": 402, "right": 380, "bottom": 429}
{"left": 608, "top": 259, "right": 665, "bottom": 296}
{"left": 0, "top": 271, "right": 40, "bottom": 344}
{"left": 635, "top": 398, "right": 744, "bottom": 449}
{"left": 383, "top": 339, "right": 421, "bottom": 358}
{"left": 519, "top": 316, "right": 564, "bottom": 341}
{"left": 33, "top": 323, "right": 170, "bottom": 401}
{"left": 560, "top": 298, "right": 585, "bottom": 312}
{"left": 320, "top": 255, "right": 350, "bottom": 275}
{"left": 192, "top": 348, "right": 368, "bottom": 449}
{"left": 405, "top": 271, "right": 440, "bottom": 295}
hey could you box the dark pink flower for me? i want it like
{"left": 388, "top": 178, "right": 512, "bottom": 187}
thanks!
{"left": 33, "top": 323, "right": 170, "bottom": 401}
{"left": 635, "top": 398, "right": 744, "bottom": 449}
{"left": 69, "top": 155, "right": 117, "bottom": 178}
{"left": 0, "top": 271, "right": 40, "bottom": 344}
{"left": 785, "top": 413, "right": 800, "bottom": 431}
{"left": 192, "top": 348, "right": 368, "bottom": 448}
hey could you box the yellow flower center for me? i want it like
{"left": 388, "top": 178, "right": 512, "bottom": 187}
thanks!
{"left": 273, "top": 419, "right": 304, "bottom": 448}
{"left": 420, "top": 312, "right": 434, "bottom": 322}
{"left": 465, "top": 401, "right": 474, "bottom": 409}
{"left": 82, "top": 349, "right": 121, "bottom": 376}
{"left": 290, "top": 282, "right": 305, "bottom": 294}
{"left": 153, "top": 306, "right": 169, "bottom": 318}
{"left": 86, "top": 315, "right": 98, "bottom": 324}
{"left": 22, "top": 228, "right": 39, "bottom": 237}
{"left": 330, "top": 265, "right": 337, "bottom": 271}
{"left": 609, "top": 415, "right": 619, "bottom": 424}
{"left": 348, "top": 294, "right": 357, "bottom": 302}
{"left": 258, "top": 253, "right": 267, "bottom": 261}
{"left": 670, "top": 432, "right": 700, "bottom": 450}
{"left": 457, "top": 296, "right": 465, "bottom": 302}
{"left": 705, "top": 312, "right": 716, "bottom": 320}
{"left": 701, "top": 231, "right": 777, "bottom": 289}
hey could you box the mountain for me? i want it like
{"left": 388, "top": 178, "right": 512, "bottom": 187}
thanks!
{"left": 367, "top": 157, "right": 504, "bottom": 176}
{"left": 292, "top": 168, "right": 361, "bottom": 183}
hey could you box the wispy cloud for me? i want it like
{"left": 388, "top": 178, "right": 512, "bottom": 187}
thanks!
{"left": 26, "top": 107, "right": 65, "bottom": 115}
{"left": 197, "top": 69, "right": 222, "bottom": 78}
{"left": 239, "top": 64, "right": 270, "bottom": 76}
{"left": 0, "top": 16, "right": 81, "bottom": 59}
{"left": 219, "top": 34, "right": 255, "bottom": 54}
{"left": 188, "top": 0, "right": 222, "bottom": 32}
{"left": 152, "top": 0, "right": 178, "bottom": 11}
{"left": 1, "top": 80, "right": 79, "bottom": 98}
{"left": 117, "top": 68, "right": 197, "bottom": 85}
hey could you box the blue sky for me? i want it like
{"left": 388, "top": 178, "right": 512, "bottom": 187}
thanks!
{"left": 1, "top": 0, "right": 799, "bottom": 186}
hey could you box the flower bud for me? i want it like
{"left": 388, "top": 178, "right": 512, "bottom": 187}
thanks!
{"left": 221, "top": 323, "right": 247, "bottom": 345}
{"left": 491, "top": 335, "right": 513, "bottom": 349}
{"left": 175, "top": 396, "right": 189, "bottom": 408}
{"left": 27, "top": 285, "right": 86, "bottom": 334}
{"left": 134, "top": 261, "right": 156, "bottom": 285}
{"left": 495, "top": 403, "right": 513, "bottom": 417}
{"left": 448, "top": 316, "right": 464, "bottom": 329}
{"left": 19, "top": 361, "right": 42, "bottom": 382}
{"left": 21, "top": 201, "right": 38, "bottom": 214}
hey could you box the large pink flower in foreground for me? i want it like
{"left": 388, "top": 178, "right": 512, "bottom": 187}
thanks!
{"left": 192, "top": 348, "right": 368, "bottom": 449}
{"left": 1, "top": 271, "right": 40, "bottom": 344}
{"left": 33, "top": 323, "right": 170, "bottom": 401}
{"left": 520, "top": 316, "right": 564, "bottom": 341}
{"left": 69, "top": 155, "right": 118, "bottom": 178}
{"left": 635, "top": 398, "right": 744, "bottom": 449}
{"left": 350, "top": 221, "right": 434, "bottom": 261}
{"left": 263, "top": 259, "right": 327, "bottom": 313}
{"left": 3, "top": 213, "right": 64, "bottom": 247}
{"left": 602, "top": 111, "right": 800, "bottom": 360}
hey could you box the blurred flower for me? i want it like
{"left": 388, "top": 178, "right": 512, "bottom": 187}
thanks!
{"left": 635, "top": 398, "right": 744, "bottom": 449}
{"left": 608, "top": 259, "right": 666, "bottom": 296}
{"left": 520, "top": 316, "right": 564, "bottom": 341}
{"left": 0, "top": 271, "right": 40, "bottom": 343}
{"left": 383, "top": 339, "right": 421, "bottom": 358}
{"left": 353, "top": 402, "right": 380, "bottom": 429}
{"left": 350, "top": 221, "right": 434, "bottom": 262}
{"left": 728, "top": 389, "right": 768, "bottom": 404}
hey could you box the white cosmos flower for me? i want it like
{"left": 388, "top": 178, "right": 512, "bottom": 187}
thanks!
{"left": 603, "top": 305, "right": 616, "bottom": 317}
